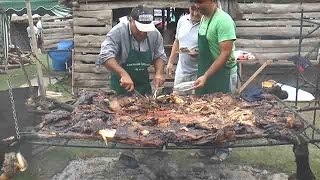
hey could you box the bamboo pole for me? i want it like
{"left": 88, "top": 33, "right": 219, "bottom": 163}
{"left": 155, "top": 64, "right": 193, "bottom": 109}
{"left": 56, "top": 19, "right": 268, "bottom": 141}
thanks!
{"left": 25, "top": 0, "right": 46, "bottom": 96}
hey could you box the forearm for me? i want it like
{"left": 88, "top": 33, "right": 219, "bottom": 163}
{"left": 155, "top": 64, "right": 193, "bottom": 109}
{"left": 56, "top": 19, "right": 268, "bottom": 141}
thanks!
{"left": 103, "top": 58, "right": 128, "bottom": 77}
{"left": 154, "top": 58, "right": 165, "bottom": 76}
{"left": 168, "top": 39, "right": 179, "bottom": 65}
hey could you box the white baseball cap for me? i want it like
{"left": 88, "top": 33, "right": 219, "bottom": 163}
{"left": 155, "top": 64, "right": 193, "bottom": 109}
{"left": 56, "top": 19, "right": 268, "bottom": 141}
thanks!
{"left": 130, "top": 5, "right": 156, "bottom": 32}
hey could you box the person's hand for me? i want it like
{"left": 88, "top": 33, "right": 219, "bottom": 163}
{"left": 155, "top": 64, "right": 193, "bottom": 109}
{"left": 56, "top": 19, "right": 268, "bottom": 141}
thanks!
{"left": 193, "top": 75, "right": 208, "bottom": 89}
{"left": 188, "top": 48, "right": 198, "bottom": 58}
{"left": 119, "top": 73, "right": 134, "bottom": 92}
{"left": 154, "top": 74, "right": 165, "bottom": 88}
{"left": 166, "top": 62, "right": 174, "bottom": 78}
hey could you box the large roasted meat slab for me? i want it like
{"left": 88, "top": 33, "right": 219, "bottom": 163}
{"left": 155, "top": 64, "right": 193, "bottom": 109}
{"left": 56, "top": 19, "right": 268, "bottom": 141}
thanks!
{"left": 36, "top": 92, "right": 304, "bottom": 147}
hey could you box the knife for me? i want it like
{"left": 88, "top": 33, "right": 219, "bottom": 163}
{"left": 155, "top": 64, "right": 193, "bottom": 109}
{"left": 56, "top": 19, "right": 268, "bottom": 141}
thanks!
{"left": 132, "top": 89, "right": 147, "bottom": 99}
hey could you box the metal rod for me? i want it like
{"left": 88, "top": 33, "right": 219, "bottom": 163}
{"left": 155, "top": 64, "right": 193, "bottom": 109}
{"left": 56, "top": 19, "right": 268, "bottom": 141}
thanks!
{"left": 28, "top": 141, "right": 160, "bottom": 149}
{"left": 302, "top": 25, "right": 320, "bottom": 39}
{"left": 17, "top": 46, "right": 34, "bottom": 95}
{"left": 46, "top": 53, "right": 51, "bottom": 85}
{"left": 297, "top": 106, "right": 320, "bottom": 112}
{"left": 17, "top": 131, "right": 269, "bottom": 143}
{"left": 274, "top": 96, "right": 320, "bottom": 134}
{"left": 312, "top": 47, "right": 320, "bottom": 139}
{"left": 0, "top": 136, "right": 16, "bottom": 147}
{"left": 25, "top": 139, "right": 320, "bottom": 149}
{"left": 292, "top": 9, "right": 320, "bottom": 137}
{"left": 299, "top": 75, "right": 320, "bottom": 91}
{"left": 295, "top": 9, "right": 304, "bottom": 106}
{"left": 161, "top": 8, "right": 165, "bottom": 34}
{"left": 293, "top": 18, "right": 320, "bottom": 26}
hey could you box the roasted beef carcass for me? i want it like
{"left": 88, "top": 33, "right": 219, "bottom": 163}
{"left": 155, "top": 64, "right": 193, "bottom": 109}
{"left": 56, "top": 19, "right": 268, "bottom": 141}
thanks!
{"left": 36, "top": 92, "right": 304, "bottom": 147}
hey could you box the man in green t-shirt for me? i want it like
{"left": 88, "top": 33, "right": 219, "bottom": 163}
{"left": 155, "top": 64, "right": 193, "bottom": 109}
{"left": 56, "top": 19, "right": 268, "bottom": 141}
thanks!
{"left": 190, "top": 0, "right": 237, "bottom": 162}
{"left": 191, "top": 0, "right": 237, "bottom": 94}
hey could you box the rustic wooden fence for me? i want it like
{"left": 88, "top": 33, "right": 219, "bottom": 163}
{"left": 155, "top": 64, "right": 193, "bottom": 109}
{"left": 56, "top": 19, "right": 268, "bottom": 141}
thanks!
{"left": 71, "top": 0, "right": 320, "bottom": 92}
{"left": 236, "top": 0, "right": 320, "bottom": 62}
{"left": 72, "top": 1, "right": 189, "bottom": 92}
{"left": 42, "top": 16, "right": 73, "bottom": 50}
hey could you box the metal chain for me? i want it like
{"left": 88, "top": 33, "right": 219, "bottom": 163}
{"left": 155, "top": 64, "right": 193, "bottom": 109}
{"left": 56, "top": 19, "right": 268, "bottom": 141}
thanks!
{"left": 4, "top": 59, "right": 20, "bottom": 140}
{"left": 6, "top": 77, "right": 20, "bottom": 140}
{"left": 3, "top": 13, "right": 20, "bottom": 140}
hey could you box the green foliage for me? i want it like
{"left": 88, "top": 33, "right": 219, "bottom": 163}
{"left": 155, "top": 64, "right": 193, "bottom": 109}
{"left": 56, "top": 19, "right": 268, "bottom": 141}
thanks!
{"left": 232, "top": 145, "right": 320, "bottom": 178}
{"left": 0, "top": 64, "right": 37, "bottom": 91}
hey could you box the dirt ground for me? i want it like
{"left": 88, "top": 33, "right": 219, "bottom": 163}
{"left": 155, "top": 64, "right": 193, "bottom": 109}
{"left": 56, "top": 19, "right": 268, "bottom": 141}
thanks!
{"left": 12, "top": 139, "right": 318, "bottom": 180}
{"left": 50, "top": 149, "right": 289, "bottom": 180}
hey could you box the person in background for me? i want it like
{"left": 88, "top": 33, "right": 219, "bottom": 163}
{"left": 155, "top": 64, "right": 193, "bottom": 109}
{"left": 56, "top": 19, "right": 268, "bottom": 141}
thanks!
{"left": 166, "top": 5, "right": 201, "bottom": 94}
{"left": 26, "top": 17, "right": 39, "bottom": 49}
{"left": 35, "top": 15, "right": 43, "bottom": 52}
{"left": 192, "top": 0, "right": 238, "bottom": 94}
{"left": 99, "top": 5, "right": 167, "bottom": 95}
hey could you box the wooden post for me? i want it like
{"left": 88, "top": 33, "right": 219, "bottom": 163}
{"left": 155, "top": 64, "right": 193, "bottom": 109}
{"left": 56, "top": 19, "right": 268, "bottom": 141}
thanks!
{"left": 293, "top": 142, "right": 315, "bottom": 180}
{"left": 237, "top": 60, "right": 244, "bottom": 89}
{"left": 46, "top": 53, "right": 51, "bottom": 85}
{"left": 16, "top": 48, "right": 33, "bottom": 91}
{"left": 238, "top": 60, "right": 273, "bottom": 93}
{"left": 25, "top": 0, "right": 46, "bottom": 96}
{"left": 71, "top": 49, "right": 75, "bottom": 95}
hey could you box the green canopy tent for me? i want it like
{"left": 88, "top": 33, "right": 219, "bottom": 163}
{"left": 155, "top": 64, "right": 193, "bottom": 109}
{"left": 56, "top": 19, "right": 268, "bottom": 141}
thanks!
{"left": 0, "top": 0, "right": 71, "bottom": 16}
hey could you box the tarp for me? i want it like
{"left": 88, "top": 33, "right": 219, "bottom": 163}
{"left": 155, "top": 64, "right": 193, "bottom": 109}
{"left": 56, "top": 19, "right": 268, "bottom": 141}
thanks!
{"left": 0, "top": 0, "right": 71, "bottom": 16}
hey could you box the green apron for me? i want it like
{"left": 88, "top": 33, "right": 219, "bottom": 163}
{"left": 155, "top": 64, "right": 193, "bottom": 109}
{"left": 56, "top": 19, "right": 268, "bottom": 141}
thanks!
{"left": 195, "top": 15, "right": 231, "bottom": 95}
{"left": 110, "top": 26, "right": 152, "bottom": 95}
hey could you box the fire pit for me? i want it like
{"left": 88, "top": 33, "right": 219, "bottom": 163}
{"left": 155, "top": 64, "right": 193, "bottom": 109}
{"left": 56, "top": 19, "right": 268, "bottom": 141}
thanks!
{"left": 20, "top": 91, "right": 320, "bottom": 179}
{"left": 31, "top": 92, "right": 305, "bottom": 147}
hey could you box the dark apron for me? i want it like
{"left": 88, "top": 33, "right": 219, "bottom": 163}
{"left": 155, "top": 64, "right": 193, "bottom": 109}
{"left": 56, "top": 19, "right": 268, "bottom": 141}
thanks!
{"left": 195, "top": 15, "right": 231, "bottom": 95}
{"left": 110, "top": 26, "right": 152, "bottom": 95}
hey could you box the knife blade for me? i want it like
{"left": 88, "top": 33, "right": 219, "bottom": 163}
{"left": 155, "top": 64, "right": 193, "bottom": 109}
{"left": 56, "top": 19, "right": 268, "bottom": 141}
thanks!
{"left": 132, "top": 89, "right": 146, "bottom": 99}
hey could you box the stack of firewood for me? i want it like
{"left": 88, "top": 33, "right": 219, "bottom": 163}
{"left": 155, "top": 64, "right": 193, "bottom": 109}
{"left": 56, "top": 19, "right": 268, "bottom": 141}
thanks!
{"left": 7, "top": 51, "right": 31, "bottom": 65}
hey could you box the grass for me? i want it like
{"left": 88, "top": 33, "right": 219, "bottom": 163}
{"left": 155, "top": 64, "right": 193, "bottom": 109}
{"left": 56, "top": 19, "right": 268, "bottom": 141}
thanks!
{"left": 0, "top": 63, "right": 37, "bottom": 91}
{"left": 0, "top": 53, "right": 73, "bottom": 101}
{"left": 47, "top": 75, "right": 73, "bottom": 102}
{"left": 0, "top": 53, "right": 49, "bottom": 91}
{"left": 232, "top": 145, "right": 320, "bottom": 178}
{"left": 230, "top": 102, "right": 320, "bottom": 178}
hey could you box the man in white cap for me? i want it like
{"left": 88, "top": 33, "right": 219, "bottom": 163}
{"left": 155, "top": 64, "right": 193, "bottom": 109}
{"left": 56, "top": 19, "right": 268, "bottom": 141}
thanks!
{"left": 99, "top": 5, "right": 167, "bottom": 95}
{"left": 26, "top": 15, "right": 40, "bottom": 49}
